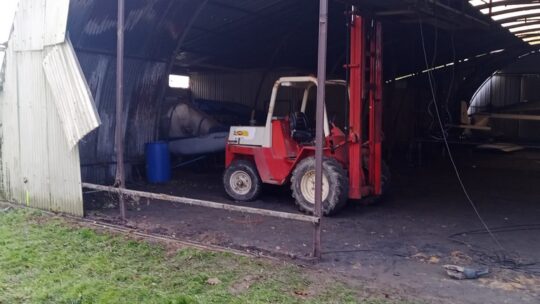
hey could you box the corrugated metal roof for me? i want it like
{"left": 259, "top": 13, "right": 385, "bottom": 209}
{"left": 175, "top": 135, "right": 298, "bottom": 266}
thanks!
{"left": 43, "top": 38, "right": 101, "bottom": 148}
{"left": 470, "top": 0, "right": 540, "bottom": 46}
{"left": 68, "top": 0, "right": 203, "bottom": 61}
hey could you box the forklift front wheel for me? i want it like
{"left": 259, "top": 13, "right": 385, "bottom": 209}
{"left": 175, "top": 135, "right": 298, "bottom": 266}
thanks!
{"left": 291, "top": 157, "right": 349, "bottom": 216}
{"left": 223, "top": 160, "right": 262, "bottom": 202}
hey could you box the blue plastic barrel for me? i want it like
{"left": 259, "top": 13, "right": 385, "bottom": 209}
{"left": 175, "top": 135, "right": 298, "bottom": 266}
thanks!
{"left": 145, "top": 141, "right": 171, "bottom": 183}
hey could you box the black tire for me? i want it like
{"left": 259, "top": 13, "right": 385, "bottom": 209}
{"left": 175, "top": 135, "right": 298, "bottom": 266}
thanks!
{"left": 223, "top": 160, "right": 262, "bottom": 201}
{"left": 291, "top": 157, "right": 349, "bottom": 216}
{"left": 361, "top": 161, "right": 391, "bottom": 205}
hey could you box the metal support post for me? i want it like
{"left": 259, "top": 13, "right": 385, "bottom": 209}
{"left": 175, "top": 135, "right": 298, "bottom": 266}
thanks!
{"left": 313, "top": 0, "right": 329, "bottom": 259}
{"left": 115, "top": 0, "right": 126, "bottom": 220}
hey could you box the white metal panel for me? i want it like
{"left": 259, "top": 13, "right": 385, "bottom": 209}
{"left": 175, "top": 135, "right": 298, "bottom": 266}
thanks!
{"left": 12, "top": 0, "right": 46, "bottom": 51}
{"left": 44, "top": 0, "right": 70, "bottom": 46}
{"left": 17, "top": 51, "right": 50, "bottom": 210}
{"left": 45, "top": 84, "right": 83, "bottom": 216}
{"left": 43, "top": 39, "right": 101, "bottom": 148}
{"left": 0, "top": 51, "right": 5, "bottom": 90}
{"left": 0, "top": 0, "right": 84, "bottom": 216}
{"left": 0, "top": 47, "right": 84, "bottom": 215}
{"left": 0, "top": 46, "right": 24, "bottom": 204}
{"left": 228, "top": 126, "right": 268, "bottom": 147}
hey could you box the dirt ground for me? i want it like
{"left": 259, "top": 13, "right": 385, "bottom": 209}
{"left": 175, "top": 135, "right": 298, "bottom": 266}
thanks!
{"left": 85, "top": 148, "right": 540, "bottom": 304}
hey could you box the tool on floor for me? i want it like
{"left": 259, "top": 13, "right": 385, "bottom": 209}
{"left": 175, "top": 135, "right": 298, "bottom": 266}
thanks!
{"left": 443, "top": 264, "right": 490, "bottom": 280}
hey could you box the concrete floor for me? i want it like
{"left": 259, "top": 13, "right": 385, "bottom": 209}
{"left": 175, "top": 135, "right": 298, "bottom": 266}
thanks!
{"left": 85, "top": 149, "right": 540, "bottom": 303}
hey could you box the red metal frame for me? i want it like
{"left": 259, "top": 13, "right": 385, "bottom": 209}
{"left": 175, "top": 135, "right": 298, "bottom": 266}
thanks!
{"left": 347, "top": 15, "right": 365, "bottom": 199}
{"left": 368, "top": 22, "right": 383, "bottom": 195}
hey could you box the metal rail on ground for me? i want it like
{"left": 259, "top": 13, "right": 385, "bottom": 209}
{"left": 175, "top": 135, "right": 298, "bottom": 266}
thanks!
{"left": 82, "top": 183, "right": 319, "bottom": 224}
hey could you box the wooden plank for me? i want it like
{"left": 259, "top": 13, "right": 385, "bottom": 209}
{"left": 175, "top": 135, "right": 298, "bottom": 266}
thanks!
{"left": 82, "top": 183, "right": 319, "bottom": 224}
{"left": 447, "top": 124, "right": 492, "bottom": 131}
{"left": 477, "top": 143, "right": 525, "bottom": 153}
{"left": 478, "top": 113, "right": 540, "bottom": 121}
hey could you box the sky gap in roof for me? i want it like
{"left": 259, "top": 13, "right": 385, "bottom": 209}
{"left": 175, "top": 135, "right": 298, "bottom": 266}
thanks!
{"left": 470, "top": 0, "right": 540, "bottom": 46}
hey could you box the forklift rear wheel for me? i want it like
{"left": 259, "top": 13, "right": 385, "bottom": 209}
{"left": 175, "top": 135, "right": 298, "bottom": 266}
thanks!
{"left": 223, "top": 160, "right": 262, "bottom": 202}
{"left": 291, "top": 157, "right": 349, "bottom": 216}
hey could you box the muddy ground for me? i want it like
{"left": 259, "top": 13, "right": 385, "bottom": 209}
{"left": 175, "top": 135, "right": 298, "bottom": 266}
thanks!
{"left": 85, "top": 148, "right": 540, "bottom": 304}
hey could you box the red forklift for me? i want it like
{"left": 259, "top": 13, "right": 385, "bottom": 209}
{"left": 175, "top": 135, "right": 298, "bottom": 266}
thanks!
{"left": 223, "top": 14, "right": 388, "bottom": 215}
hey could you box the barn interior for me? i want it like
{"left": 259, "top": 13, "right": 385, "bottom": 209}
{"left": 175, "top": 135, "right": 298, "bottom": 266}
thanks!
{"left": 70, "top": 0, "right": 540, "bottom": 301}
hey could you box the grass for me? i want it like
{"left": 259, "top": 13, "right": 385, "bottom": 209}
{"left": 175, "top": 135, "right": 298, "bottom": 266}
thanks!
{"left": 0, "top": 207, "right": 410, "bottom": 304}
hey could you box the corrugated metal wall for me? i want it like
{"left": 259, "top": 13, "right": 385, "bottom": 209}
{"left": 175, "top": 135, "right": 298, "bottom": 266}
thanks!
{"left": 67, "top": 0, "right": 204, "bottom": 183}
{"left": 0, "top": 46, "right": 85, "bottom": 216}
{"left": 0, "top": 47, "right": 23, "bottom": 204}
{"left": 191, "top": 69, "right": 305, "bottom": 111}
{"left": 468, "top": 53, "right": 540, "bottom": 141}
{"left": 76, "top": 52, "right": 168, "bottom": 183}
{"left": 521, "top": 76, "right": 540, "bottom": 103}
{"left": 468, "top": 74, "right": 523, "bottom": 114}
{"left": 0, "top": 0, "right": 97, "bottom": 216}
{"left": 469, "top": 53, "right": 540, "bottom": 114}
{"left": 0, "top": 51, "right": 5, "bottom": 89}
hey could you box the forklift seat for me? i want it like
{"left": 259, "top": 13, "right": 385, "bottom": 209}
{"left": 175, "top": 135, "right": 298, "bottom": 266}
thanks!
{"left": 290, "top": 112, "right": 313, "bottom": 143}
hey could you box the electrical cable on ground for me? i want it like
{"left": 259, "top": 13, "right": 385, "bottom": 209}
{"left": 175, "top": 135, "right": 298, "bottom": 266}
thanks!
{"left": 448, "top": 235, "right": 540, "bottom": 275}
{"left": 449, "top": 224, "right": 540, "bottom": 238}
{"left": 418, "top": 18, "right": 505, "bottom": 252}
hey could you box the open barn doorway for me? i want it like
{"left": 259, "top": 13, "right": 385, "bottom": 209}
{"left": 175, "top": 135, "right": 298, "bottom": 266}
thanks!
{"left": 68, "top": 1, "right": 540, "bottom": 302}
